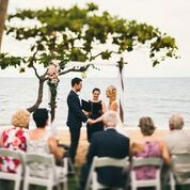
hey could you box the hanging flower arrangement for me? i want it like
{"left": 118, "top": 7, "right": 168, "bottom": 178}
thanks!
{"left": 47, "top": 62, "right": 60, "bottom": 98}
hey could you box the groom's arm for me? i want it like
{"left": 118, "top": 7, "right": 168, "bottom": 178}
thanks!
{"left": 68, "top": 94, "right": 88, "bottom": 122}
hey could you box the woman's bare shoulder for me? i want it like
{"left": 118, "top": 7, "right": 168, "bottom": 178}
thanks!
{"left": 131, "top": 140, "right": 144, "bottom": 153}
{"left": 131, "top": 139, "right": 146, "bottom": 149}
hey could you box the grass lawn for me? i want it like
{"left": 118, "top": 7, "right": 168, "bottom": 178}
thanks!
{"left": 68, "top": 175, "right": 79, "bottom": 190}
{"left": 0, "top": 171, "right": 80, "bottom": 190}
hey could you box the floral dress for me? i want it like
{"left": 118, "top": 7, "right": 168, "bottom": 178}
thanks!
{"left": 27, "top": 132, "right": 52, "bottom": 178}
{"left": 0, "top": 126, "right": 28, "bottom": 173}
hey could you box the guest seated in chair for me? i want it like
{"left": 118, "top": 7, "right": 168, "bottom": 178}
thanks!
{"left": 131, "top": 117, "right": 170, "bottom": 181}
{"left": 0, "top": 109, "right": 30, "bottom": 173}
{"left": 163, "top": 114, "right": 190, "bottom": 190}
{"left": 163, "top": 114, "right": 190, "bottom": 155}
{"left": 78, "top": 110, "right": 130, "bottom": 190}
{"left": 28, "top": 108, "right": 64, "bottom": 161}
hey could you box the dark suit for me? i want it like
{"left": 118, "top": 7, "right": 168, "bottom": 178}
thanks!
{"left": 66, "top": 90, "right": 87, "bottom": 163}
{"left": 79, "top": 128, "right": 130, "bottom": 190}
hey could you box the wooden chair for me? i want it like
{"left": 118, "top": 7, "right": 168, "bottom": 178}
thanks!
{"left": 130, "top": 157, "right": 163, "bottom": 190}
{"left": 85, "top": 156, "right": 129, "bottom": 190}
{"left": 23, "top": 153, "right": 68, "bottom": 190}
{"left": 0, "top": 148, "right": 25, "bottom": 190}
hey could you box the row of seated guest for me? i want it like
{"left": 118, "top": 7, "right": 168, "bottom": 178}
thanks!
{"left": 0, "top": 108, "right": 189, "bottom": 189}
{"left": 78, "top": 113, "right": 173, "bottom": 190}
{"left": 0, "top": 108, "right": 64, "bottom": 174}
{"left": 80, "top": 113, "right": 189, "bottom": 190}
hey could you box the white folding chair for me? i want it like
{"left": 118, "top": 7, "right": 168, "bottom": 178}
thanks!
{"left": 23, "top": 153, "right": 68, "bottom": 190}
{"left": 0, "top": 148, "right": 25, "bottom": 190}
{"left": 130, "top": 157, "right": 163, "bottom": 190}
{"left": 170, "top": 154, "right": 190, "bottom": 190}
{"left": 85, "top": 156, "right": 129, "bottom": 190}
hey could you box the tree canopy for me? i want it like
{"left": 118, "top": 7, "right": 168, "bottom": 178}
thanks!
{"left": 0, "top": 3, "right": 178, "bottom": 116}
{"left": 0, "top": 3, "right": 177, "bottom": 71}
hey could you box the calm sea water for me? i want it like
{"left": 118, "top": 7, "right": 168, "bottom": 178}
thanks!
{"left": 0, "top": 77, "right": 190, "bottom": 128}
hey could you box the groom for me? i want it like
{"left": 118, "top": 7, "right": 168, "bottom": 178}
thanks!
{"left": 66, "top": 77, "right": 89, "bottom": 164}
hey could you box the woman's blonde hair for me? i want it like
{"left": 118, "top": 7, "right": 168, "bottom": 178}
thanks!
{"left": 106, "top": 85, "right": 117, "bottom": 105}
{"left": 138, "top": 116, "right": 155, "bottom": 136}
{"left": 11, "top": 109, "right": 30, "bottom": 128}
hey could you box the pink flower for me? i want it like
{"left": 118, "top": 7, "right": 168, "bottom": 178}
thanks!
{"left": 12, "top": 137, "right": 21, "bottom": 147}
{"left": 47, "top": 63, "right": 59, "bottom": 80}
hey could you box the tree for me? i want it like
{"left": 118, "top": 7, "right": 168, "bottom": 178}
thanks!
{"left": 0, "top": 3, "right": 178, "bottom": 122}
{"left": 0, "top": 0, "right": 9, "bottom": 52}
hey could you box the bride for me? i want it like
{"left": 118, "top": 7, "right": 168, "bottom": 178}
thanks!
{"left": 88, "top": 85, "right": 126, "bottom": 135}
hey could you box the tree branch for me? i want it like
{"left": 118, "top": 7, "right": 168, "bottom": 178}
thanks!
{"left": 31, "top": 64, "right": 40, "bottom": 79}
{"left": 28, "top": 50, "right": 41, "bottom": 79}
{"left": 59, "top": 63, "right": 95, "bottom": 76}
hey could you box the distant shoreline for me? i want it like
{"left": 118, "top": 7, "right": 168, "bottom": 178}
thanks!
{"left": 1, "top": 78, "right": 190, "bottom": 127}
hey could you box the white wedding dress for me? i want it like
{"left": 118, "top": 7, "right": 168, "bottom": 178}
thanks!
{"left": 108, "top": 100, "right": 127, "bottom": 136}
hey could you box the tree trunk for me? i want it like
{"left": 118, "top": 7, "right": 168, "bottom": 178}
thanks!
{"left": 47, "top": 80, "right": 59, "bottom": 123}
{"left": 0, "top": 0, "right": 9, "bottom": 52}
{"left": 49, "top": 92, "right": 56, "bottom": 122}
{"left": 27, "top": 77, "right": 46, "bottom": 113}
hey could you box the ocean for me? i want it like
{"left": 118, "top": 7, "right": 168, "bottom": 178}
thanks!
{"left": 0, "top": 77, "right": 190, "bottom": 128}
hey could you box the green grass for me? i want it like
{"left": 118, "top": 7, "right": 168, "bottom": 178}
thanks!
{"left": 2, "top": 178, "right": 190, "bottom": 190}
{"left": 0, "top": 172, "right": 80, "bottom": 190}
{"left": 68, "top": 175, "right": 79, "bottom": 190}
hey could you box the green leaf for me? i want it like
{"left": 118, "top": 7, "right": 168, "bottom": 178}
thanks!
{"left": 101, "top": 51, "right": 111, "bottom": 59}
{"left": 3, "top": 3, "right": 178, "bottom": 72}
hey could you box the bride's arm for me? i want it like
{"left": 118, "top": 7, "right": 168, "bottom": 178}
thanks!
{"left": 94, "top": 114, "right": 104, "bottom": 123}
{"left": 89, "top": 101, "right": 118, "bottom": 125}
{"left": 88, "top": 114, "right": 104, "bottom": 125}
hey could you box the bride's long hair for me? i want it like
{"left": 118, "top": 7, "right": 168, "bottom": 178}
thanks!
{"left": 106, "top": 85, "right": 117, "bottom": 107}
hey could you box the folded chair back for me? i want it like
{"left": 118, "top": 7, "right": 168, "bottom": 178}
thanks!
{"left": 130, "top": 157, "right": 163, "bottom": 190}
{"left": 23, "top": 153, "right": 68, "bottom": 190}
{"left": 0, "top": 148, "right": 25, "bottom": 190}
{"left": 170, "top": 154, "right": 190, "bottom": 190}
{"left": 86, "top": 156, "right": 129, "bottom": 190}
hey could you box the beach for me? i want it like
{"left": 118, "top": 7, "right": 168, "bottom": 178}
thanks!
{"left": 57, "top": 127, "right": 171, "bottom": 166}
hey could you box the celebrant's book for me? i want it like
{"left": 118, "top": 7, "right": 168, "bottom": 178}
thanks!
{"left": 81, "top": 99, "right": 102, "bottom": 113}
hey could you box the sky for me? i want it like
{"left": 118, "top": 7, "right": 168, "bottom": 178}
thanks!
{"left": 0, "top": 0, "right": 190, "bottom": 77}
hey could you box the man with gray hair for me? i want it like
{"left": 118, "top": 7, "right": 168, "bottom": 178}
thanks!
{"left": 102, "top": 110, "right": 119, "bottom": 127}
{"left": 163, "top": 114, "right": 190, "bottom": 154}
{"left": 78, "top": 110, "right": 130, "bottom": 190}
